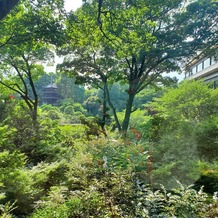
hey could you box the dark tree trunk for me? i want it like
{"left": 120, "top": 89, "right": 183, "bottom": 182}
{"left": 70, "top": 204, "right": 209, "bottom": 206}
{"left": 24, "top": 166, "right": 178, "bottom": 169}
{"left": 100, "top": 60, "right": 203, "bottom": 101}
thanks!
{"left": 105, "top": 83, "right": 122, "bottom": 132}
{"left": 121, "top": 93, "right": 135, "bottom": 133}
{"left": 23, "top": 55, "right": 39, "bottom": 123}
{"left": 0, "top": 0, "right": 20, "bottom": 20}
{"left": 100, "top": 83, "right": 108, "bottom": 137}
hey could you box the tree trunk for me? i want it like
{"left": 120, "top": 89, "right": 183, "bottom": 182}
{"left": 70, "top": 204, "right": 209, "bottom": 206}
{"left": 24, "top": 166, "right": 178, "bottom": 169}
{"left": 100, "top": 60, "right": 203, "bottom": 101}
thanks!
{"left": 121, "top": 93, "right": 135, "bottom": 133}
{"left": 32, "top": 101, "right": 38, "bottom": 123}
{"left": 100, "top": 83, "right": 107, "bottom": 137}
{"left": 105, "top": 82, "right": 121, "bottom": 132}
{"left": 0, "top": 0, "right": 20, "bottom": 20}
{"left": 29, "top": 81, "right": 38, "bottom": 123}
{"left": 24, "top": 54, "right": 39, "bottom": 123}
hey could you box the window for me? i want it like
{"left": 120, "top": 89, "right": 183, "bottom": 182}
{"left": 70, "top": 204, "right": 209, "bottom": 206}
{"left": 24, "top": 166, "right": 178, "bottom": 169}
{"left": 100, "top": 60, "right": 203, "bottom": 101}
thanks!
{"left": 197, "top": 62, "right": 203, "bottom": 71}
{"left": 192, "top": 66, "right": 197, "bottom": 74}
{"left": 204, "top": 58, "right": 211, "bottom": 69}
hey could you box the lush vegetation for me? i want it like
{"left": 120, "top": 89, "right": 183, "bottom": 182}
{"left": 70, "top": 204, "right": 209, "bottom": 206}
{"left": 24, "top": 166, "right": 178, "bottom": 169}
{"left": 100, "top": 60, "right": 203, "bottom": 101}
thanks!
{"left": 0, "top": 79, "right": 218, "bottom": 217}
{"left": 0, "top": 0, "right": 218, "bottom": 217}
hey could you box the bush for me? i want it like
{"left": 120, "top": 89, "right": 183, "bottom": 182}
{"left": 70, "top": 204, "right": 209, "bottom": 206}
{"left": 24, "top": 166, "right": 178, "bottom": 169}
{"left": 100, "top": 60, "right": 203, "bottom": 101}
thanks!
{"left": 0, "top": 150, "right": 36, "bottom": 215}
{"left": 135, "top": 182, "right": 218, "bottom": 218}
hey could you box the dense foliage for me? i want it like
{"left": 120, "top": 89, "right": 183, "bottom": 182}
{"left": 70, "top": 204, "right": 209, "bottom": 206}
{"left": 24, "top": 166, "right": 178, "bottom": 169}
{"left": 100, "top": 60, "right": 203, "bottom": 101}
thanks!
{"left": 0, "top": 0, "right": 218, "bottom": 217}
{"left": 0, "top": 79, "right": 218, "bottom": 217}
{"left": 58, "top": 0, "right": 218, "bottom": 132}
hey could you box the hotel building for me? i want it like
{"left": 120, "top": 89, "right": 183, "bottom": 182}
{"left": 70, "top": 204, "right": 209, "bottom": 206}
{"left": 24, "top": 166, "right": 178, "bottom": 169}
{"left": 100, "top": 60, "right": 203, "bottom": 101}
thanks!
{"left": 185, "top": 55, "right": 218, "bottom": 88}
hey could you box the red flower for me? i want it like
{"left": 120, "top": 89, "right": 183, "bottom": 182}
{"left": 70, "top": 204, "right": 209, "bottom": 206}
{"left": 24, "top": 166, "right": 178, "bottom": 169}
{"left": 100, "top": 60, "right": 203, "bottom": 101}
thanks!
{"left": 9, "top": 95, "right": 15, "bottom": 100}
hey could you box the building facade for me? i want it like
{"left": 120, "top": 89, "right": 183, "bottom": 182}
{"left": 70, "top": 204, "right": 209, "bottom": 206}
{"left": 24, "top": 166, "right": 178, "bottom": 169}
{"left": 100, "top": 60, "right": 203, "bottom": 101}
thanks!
{"left": 185, "top": 55, "right": 218, "bottom": 88}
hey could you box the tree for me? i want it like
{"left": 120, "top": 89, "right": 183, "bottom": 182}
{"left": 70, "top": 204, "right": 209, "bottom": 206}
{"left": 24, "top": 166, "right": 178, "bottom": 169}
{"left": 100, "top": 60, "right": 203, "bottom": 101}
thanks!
{"left": 58, "top": 0, "right": 218, "bottom": 134}
{"left": 152, "top": 80, "right": 218, "bottom": 123}
{"left": 148, "top": 80, "right": 218, "bottom": 189}
{"left": 57, "top": 20, "right": 120, "bottom": 130}
{"left": 0, "top": 47, "right": 52, "bottom": 121}
{"left": 56, "top": 75, "right": 85, "bottom": 104}
{"left": 0, "top": 0, "right": 65, "bottom": 122}
{"left": 151, "top": 79, "right": 218, "bottom": 161}
{"left": 0, "top": 0, "right": 65, "bottom": 48}
{"left": 58, "top": 7, "right": 129, "bottom": 132}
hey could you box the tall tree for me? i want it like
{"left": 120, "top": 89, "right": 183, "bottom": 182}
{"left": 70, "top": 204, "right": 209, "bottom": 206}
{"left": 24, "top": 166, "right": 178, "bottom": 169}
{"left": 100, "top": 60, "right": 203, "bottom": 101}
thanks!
{"left": 0, "top": 0, "right": 65, "bottom": 122}
{"left": 58, "top": 8, "right": 124, "bottom": 131}
{"left": 148, "top": 80, "right": 218, "bottom": 188}
{"left": 59, "top": 0, "right": 218, "bottom": 133}
{"left": 0, "top": 46, "right": 53, "bottom": 121}
{"left": 0, "top": 0, "right": 65, "bottom": 48}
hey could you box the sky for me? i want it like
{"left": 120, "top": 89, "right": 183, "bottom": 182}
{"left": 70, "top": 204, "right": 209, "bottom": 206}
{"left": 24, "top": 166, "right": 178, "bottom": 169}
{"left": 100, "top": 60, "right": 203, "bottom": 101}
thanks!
{"left": 64, "top": 0, "right": 82, "bottom": 12}
{"left": 44, "top": 0, "right": 83, "bottom": 73}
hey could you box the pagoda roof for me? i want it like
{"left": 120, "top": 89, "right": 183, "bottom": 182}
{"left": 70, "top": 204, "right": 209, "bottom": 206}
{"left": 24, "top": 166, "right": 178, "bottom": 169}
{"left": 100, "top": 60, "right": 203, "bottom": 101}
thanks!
{"left": 44, "top": 84, "right": 57, "bottom": 89}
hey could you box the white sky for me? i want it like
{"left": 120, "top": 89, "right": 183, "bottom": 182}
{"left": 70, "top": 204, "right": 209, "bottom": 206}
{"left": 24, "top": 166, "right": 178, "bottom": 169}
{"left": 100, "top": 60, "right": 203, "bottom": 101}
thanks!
{"left": 64, "top": 0, "right": 82, "bottom": 12}
{"left": 44, "top": 0, "right": 82, "bottom": 73}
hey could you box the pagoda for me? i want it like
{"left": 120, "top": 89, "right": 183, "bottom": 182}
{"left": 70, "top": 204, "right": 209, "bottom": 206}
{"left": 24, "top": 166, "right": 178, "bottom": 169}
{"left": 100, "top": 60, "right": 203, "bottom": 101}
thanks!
{"left": 42, "top": 84, "right": 59, "bottom": 105}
